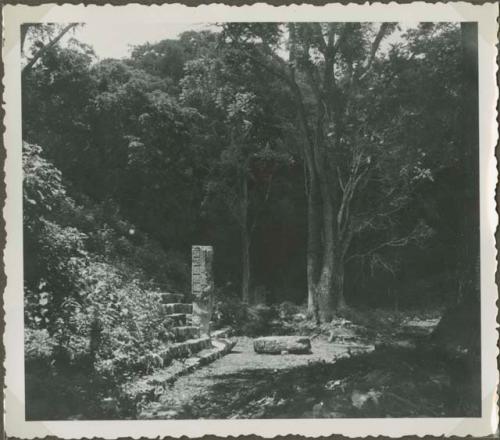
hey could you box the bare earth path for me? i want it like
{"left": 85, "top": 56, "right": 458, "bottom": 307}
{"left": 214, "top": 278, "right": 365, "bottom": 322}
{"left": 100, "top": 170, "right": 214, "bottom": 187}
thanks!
{"left": 139, "top": 336, "right": 373, "bottom": 419}
{"left": 137, "top": 316, "right": 479, "bottom": 419}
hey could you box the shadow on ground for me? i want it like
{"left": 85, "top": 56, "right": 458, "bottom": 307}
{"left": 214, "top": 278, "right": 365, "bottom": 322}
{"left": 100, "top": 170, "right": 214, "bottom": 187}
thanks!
{"left": 163, "top": 346, "right": 480, "bottom": 419}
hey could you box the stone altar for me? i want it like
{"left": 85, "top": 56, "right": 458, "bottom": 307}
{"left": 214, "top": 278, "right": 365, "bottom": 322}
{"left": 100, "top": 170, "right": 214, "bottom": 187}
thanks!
{"left": 253, "top": 336, "right": 312, "bottom": 354}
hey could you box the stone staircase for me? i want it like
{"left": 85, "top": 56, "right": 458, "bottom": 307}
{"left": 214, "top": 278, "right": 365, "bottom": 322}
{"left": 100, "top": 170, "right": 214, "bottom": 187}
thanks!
{"left": 161, "top": 292, "right": 201, "bottom": 342}
{"left": 160, "top": 291, "right": 210, "bottom": 353}
{"left": 158, "top": 288, "right": 235, "bottom": 373}
{"left": 121, "top": 291, "right": 235, "bottom": 415}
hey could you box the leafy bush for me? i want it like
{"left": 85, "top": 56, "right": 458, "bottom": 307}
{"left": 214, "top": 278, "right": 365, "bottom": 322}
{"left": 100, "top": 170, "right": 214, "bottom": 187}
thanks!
{"left": 25, "top": 328, "right": 56, "bottom": 362}
{"left": 23, "top": 142, "right": 69, "bottom": 221}
{"left": 214, "top": 296, "right": 249, "bottom": 331}
{"left": 23, "top": 142, "right": 183, "bottom": 418}
{"left": 243, "top": 303, "right": 277, "bottom": 336}
{"left": 278, "top": 301, "right": 302, "bottom": 320}
{"left": 214, "top": 295, "right": 278, "bottom": 336}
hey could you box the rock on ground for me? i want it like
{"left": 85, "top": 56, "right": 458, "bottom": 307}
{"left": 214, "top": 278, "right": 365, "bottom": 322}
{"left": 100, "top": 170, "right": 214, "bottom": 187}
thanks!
{"left": 138, "top": 337, "right": 373, "bottom": 419}
{"left": 253, "top": 336, "right": 312, "bottom": 354}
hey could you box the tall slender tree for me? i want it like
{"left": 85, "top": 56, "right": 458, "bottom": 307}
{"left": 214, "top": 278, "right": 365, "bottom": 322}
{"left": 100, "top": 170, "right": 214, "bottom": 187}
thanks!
{"left": 181, "top": 45, "right": 289, "bottom": 302}
{"left": 223, "top": 23, "right": 434, "bottom": 320}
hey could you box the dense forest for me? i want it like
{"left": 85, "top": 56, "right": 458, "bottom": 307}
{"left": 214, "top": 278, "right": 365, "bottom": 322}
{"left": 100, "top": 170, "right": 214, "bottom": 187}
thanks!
{"left": 22, "top": 22, "right": 480, "bottom": 419}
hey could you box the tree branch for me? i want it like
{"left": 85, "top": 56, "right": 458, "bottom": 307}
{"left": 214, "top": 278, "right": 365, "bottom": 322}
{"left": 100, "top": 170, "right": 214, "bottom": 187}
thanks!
{"left": 358, "top": 23, "right": 392, "bottom": 81}
{"left": 21, "top": 24, "right": 31, "bottom": 54}
{"left": 310, "top": 23, "right": 327, "bottom": 55}
{"left": 346, "top": 235, "right": 411, "bottom": 262}
{"left": 337, "top": 147, "right": 370, "bottom": 236}
{"left": 347, "top": 220, "right": 427, "bottom": 263}
{"left": 337, "top": 166, "right": 345, "bottom": 192}
{"left": 330, "top": 23, "right": 352, "bottom": 58}
{"left": 22, "top": 23, "right": 78, "bottom": 75}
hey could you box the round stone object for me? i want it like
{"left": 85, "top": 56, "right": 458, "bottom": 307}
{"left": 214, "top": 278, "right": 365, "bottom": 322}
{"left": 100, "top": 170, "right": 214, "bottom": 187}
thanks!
{"left": 253, "top": 336, "right": 312, "bottom": 354}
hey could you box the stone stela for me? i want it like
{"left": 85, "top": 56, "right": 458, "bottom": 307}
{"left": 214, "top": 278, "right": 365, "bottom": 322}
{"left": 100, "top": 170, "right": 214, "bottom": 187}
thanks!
{"left": 192, "top": 245, "right": 214, "bottom": 337}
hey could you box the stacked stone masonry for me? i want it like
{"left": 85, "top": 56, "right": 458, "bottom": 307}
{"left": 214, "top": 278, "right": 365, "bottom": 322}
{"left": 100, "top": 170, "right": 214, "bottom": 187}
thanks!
{"left": 164, "top": 303, "right": 193, "bottom": 314}
{"left": 161, "top": 292, "right": 185, "bottom": 303}
{"left": 122, "top": 249, "right": 233, "bottom": 413}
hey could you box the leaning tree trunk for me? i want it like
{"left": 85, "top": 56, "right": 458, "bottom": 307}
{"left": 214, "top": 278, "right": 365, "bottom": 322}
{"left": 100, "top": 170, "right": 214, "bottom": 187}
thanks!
{"left": 22, "top": 24, "right": 78, "bottom": 76}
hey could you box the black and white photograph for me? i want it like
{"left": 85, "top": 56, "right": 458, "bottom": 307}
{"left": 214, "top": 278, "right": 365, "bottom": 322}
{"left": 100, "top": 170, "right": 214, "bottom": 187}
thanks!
{"left": 2, "top": 2, "right": 498, "bottom": 438}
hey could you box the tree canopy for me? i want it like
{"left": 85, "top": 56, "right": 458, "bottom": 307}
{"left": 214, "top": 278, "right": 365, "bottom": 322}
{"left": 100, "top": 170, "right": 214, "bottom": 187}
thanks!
{"left": 23, "top": 22, "right": 478, "bottom": 321}
{"left": 21, "top": 20, "right": 480, "bottom": 421}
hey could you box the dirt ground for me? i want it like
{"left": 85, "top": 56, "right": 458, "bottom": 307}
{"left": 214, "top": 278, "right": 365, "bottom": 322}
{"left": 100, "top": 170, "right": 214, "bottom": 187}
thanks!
{"left": 139, "top": 336, "right": 372, "bottom": 419}
{"left": 138, "top": 315, "right": 480, "bottom": 420}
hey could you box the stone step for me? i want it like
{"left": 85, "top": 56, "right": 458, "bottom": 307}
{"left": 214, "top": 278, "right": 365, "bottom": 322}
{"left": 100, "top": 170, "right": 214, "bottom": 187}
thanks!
{"left": 173, "top": 325, "right": 200, "bottom": 342}
{"left": 177, "top": 338, "right": 237, "bottom": 371}
{"left": 161, "top": 292, "right": 185, "bottom": 304}
{"left": 137, "top": 338, "right": 238, "bottom": 419}
{"left": 166, "top": 313, "right": 193, "bottom": 326}
{"left": 164, "top": 303, "right": 193, "bottom": 314}
{"left": 163, "top": 336, "right": 211, "bottom": 361}
{"left": 211, "top": 327, "right": 232, "bottom": 339}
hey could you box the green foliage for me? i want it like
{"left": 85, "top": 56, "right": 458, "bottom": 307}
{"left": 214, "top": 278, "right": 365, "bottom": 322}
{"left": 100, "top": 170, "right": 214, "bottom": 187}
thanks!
{"left": 23, "top": 142, "right": 182, "bottom": 418}
{"left": 23, "top": 142, "right": 68, "bottom": 219}
{"left": 25, "top": 328, "right": 56, "bottom": 362}
{"left": 245, "top": 304, "right": 278, "bottom": 336}
{"left": 214, "top": 296, "right": 249, "bottom": 331}
{"left": 215, "top": 295, "right": 278, "bottom": 337}
{"left": 22, "top": 22, "right": 473, "bottom": 305}
{"left": 278, "top": 301, "right": 302, "bottom": 320}
{"left": 21, "top": 22, "right": 478, "bottom": 417}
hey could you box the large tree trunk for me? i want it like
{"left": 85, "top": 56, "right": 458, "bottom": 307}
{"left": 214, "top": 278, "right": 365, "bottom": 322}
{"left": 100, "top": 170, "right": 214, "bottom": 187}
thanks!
{"left": 432, "top": 23, "right": 480, "bottom": 358}
{"left": 457, "top": 22, "right": 480, "bottom": 303}
{"left": 315, "top": 189, "right": 336, "bottom": 322}
{"left": 316, "top": 272, "right": 334, "bottom": 322}
{"left": 333, "top": 255, "right": 346, "bottom": 310}
{"left": 289, "top": 66, "right": 340, "bottom": 322}
{"left": 241, "top": 228, "right": 251, "bottom": 303}
{"left": 306, "top": 176, "right": 321, "bottom": 317}
{"left": 240, "top": 175, "right": 251, "bottom": 303}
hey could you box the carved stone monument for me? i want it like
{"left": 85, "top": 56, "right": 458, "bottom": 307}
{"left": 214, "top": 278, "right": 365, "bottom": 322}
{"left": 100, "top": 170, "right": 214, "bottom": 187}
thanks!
{"left": 191, "top": 245, "right": 214, "bottom": 337}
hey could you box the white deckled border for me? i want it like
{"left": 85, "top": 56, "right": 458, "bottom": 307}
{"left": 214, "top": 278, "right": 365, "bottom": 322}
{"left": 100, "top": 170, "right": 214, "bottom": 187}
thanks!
{"left": 2, "top": 2, "right": 498, "bottom": 438}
